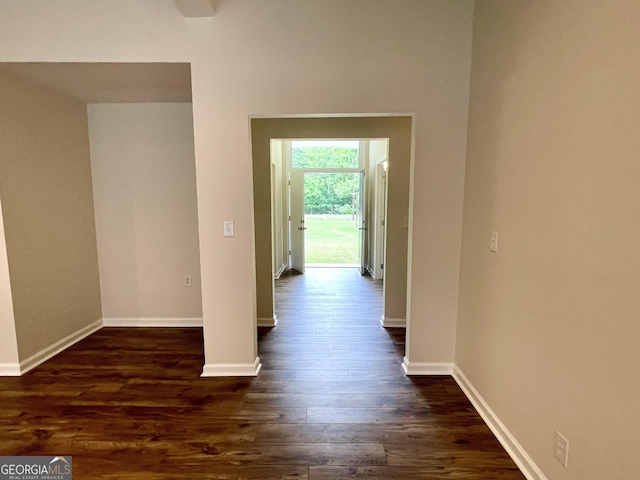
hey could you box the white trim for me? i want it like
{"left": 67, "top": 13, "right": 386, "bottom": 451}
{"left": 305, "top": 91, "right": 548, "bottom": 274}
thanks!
{"left": 401, "top": 356, "right": 453, "bottom": 375}
{"left": 0, "top": 363, "right": 21, "bottom": 376}
{"left": 366, "top": 265, "right": 376, "bottom": 278}
{"left": 102, "top": 317, "right": 203, "bottom": 327}
{"left": 257, "top": 315, "right": 278, "bottom": 327}
{"left": 201, "top": 356, "right": 262, "bottom": 377}
{"left": 453, "top": 365, "right": 548, "bottom": 480}
{"left": 18, "top": 319, "right": 103, "bottom": 375}
{"left": 373, "top": 158, "right": 388, "bottom": 281}
{"left": 250, "top": 113, "right": 416, "bottom": 120}
{"left": 274, "top": 264, "right": 286, "bottom": 279}
{"left": 380, "top": 315, "right": 406, "bottom": 328}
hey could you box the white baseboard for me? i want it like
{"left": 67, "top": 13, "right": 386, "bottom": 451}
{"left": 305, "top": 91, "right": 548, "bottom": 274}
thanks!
{"left": 257, "top": 315, "right": 278, "bottom": 327}
{"left": 201, "top": 356, "right": 262, "bottom": 377}
{"left": 380, "top": 315, "right": 406, "bottom": 328}
{"left": 17, "top": 319, "right": 103, "bottom": 375}
{"left": 0, "top": 363, "right": 21, "bottom": 376}
{"left": 102, "top": 317, "right": 203, "bottom": 327}
{"left": 453, "top": 365, "right": 547, "bottom": 480}
{"left": 274, "top": 265, "right": 286, "bottom": 279}
{"left": 401, "top": 356, "right": 453, "bottom": 375}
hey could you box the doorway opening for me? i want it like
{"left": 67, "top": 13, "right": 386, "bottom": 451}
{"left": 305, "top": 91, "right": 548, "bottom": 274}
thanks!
{"left": 303, "top": 172, "right": 360, "bottom": 268}
{"left": 250, "top": 116, "right": 412, "bottom": 330}
{"left": 287, "top": 139, "right": 377, "bottom": 276}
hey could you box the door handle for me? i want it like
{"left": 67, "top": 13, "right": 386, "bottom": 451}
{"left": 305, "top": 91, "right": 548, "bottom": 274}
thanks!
{"left": 298, "top": 226, "right": 307, "bottom": 231}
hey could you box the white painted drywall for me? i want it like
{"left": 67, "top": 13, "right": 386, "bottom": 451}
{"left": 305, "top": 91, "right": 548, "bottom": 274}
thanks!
{"left": 0, "top": 67, "right": 102, "bottom": 362}
{"left": 458, "top": 1, "right": 640, "bottom": 478}
{"left": 88, "top": 103, "right": 202, "bottom": 320}
{"left": 0, "top": 0, "right": 473, "bottom": 370}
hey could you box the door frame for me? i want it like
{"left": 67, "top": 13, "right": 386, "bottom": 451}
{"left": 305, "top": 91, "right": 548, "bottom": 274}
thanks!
{"left": 357, "top": 167, "right": 367, "bottom": 275}
{"left": 250, "top": 115, "right": 414, "bottom": 333}
{"left": 373, "top": 156, "right": 388, "bottom": 280}
{"left": 285, "top": 140, "right": 367, "bottom": 273}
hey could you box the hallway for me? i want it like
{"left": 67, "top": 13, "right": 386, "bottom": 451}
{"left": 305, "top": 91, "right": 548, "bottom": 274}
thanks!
{"left": 264, "top": 267, "right": 399, "bottom": 380}
{"left": 0, "top": 268, "right": 525, "bottom": 479}
{"left": 258, "top": 267, "right": 525, "bottom": 478}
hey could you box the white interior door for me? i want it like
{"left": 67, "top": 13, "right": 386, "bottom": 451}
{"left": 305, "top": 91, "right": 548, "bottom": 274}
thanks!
{"left": 290, "top": 170, "right": 305, "bottom": 274}
{"left": 375, "top": 163, "right": 388, "bottom": 280}
{"left": 357, "top": 169, "right": 367, "bottom": 275}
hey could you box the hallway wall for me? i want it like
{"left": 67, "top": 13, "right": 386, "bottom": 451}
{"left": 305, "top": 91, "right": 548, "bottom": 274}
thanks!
{"left": 270, "top": 140, "right": 286, "bottom": 279}
{"left": 0, "top": 67, "right": 102, "bottom": 364}
{"left": 457, "top": 1, "right": 640, "bottom": 478}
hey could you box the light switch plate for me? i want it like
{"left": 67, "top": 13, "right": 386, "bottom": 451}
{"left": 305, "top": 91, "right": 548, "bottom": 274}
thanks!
{"left": 554, "top": 431, "right": 569, "bottom": 468}
{"left": 224, "top": 221, "right": 235, "bottom": 237}
{"left": 490, "top": 231, "right": 499, "bottom": 253}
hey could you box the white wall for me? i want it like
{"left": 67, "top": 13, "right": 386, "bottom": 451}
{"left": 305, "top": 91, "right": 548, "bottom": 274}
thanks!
{"left": 88, "top": 103, "right": 202, "bottom": 322}
{"left": 457, "top": 1, "right": 640, "bottom": 478}
{"left": 194, "top": 1, "right": 472, "bottom": 371}
{"left": 0, "top": 0, "right": 474, "bottom": 373}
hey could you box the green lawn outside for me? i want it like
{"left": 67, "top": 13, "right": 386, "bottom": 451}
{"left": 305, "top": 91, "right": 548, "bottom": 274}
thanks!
{"left": 304, "top": 214, "right": 359, "bottom": 264}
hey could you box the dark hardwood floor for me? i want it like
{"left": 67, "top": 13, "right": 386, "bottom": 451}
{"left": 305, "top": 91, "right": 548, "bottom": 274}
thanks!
{"left": 0, "top": 267, "right": 525, "bottom": 479}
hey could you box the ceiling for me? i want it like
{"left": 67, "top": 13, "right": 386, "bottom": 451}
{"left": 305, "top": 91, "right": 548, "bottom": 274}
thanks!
{"left": 173, "top": 0, "right": 216, "bottom": 18}
{"left": 0, "top": 62, "right": 192, "bottom": 103}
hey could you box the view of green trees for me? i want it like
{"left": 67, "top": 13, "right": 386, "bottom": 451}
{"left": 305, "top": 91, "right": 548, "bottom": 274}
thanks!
{"left": 293, "top": 147, "right": 359, "bottom": 215}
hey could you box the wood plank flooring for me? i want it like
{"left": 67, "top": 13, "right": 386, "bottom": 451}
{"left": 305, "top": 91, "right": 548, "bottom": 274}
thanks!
{"left": 0, "top": 267, "right": 525, "bottom": 479}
